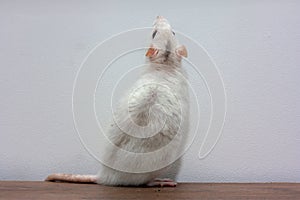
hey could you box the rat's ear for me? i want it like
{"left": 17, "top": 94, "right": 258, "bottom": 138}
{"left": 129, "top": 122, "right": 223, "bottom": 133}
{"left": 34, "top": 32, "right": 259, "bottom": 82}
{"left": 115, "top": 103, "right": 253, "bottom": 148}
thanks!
{"left": 146, "top": 46, "right": 159, "bottom": 58}
{"left": 176, "top": 45, "right": 188, "bottom": 58}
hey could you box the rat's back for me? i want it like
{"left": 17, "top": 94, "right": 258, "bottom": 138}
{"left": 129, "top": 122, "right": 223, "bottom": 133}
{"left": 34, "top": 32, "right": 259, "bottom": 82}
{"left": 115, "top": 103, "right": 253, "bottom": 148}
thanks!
{"left": 97, "top": 65, "right": 189, "bottom": 186}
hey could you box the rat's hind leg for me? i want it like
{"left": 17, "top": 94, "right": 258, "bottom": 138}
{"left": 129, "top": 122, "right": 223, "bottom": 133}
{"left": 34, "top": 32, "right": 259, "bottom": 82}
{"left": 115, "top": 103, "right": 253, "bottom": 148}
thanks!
{"left": 147, "top": 178, "right": 177, "bottom": 187}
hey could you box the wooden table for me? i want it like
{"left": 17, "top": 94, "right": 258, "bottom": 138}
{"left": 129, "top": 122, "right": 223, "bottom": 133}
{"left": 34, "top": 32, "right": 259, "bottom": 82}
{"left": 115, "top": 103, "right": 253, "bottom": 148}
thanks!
{"left": 0, "top": 181, "right": 299, "bottom": 200}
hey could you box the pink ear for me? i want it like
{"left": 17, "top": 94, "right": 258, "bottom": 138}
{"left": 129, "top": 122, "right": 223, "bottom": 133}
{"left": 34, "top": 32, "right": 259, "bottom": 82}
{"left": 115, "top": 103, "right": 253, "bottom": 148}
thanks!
{"left": 146, "top": 47, "right": 158, "bottom": 57}
{"left": 176, "top": 45, "right": 188, "bottom": 58}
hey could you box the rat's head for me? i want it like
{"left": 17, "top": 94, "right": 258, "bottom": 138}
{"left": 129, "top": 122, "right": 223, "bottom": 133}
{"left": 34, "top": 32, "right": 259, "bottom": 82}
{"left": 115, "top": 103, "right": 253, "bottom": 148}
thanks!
{"left": 146, "top": 16, "right": 187, "bottom": 66}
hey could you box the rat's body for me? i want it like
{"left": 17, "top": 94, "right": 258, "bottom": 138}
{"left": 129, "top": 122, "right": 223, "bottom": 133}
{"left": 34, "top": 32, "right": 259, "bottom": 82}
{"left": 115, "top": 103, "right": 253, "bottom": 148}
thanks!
{"left": 46, "top": 16, "right": 189, "bottom": 187}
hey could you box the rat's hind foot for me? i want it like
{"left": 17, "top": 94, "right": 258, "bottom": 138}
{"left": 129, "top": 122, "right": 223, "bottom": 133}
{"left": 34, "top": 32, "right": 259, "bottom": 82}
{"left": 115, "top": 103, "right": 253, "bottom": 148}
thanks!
{"left": 147, "top": 178, "right": 177, "bottom": 187}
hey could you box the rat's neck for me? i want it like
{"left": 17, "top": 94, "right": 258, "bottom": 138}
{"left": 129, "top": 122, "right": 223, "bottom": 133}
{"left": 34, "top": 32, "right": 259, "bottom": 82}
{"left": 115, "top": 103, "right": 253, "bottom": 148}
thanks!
{"left": 146, "top": 54, "right": 181, "bottom": 70}
{"left": 144, "top": 61, "right": 183, "bottom": 75}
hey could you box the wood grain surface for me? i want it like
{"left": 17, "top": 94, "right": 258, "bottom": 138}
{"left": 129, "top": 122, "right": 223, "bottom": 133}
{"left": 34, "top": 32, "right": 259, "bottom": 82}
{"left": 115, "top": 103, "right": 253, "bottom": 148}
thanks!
{"left": 0, "top": 181, "right": 299, "bottom": 200}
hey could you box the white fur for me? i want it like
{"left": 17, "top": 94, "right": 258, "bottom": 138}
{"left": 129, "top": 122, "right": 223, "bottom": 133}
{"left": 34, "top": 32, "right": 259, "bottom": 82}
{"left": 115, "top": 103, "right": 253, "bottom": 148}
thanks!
{"left": 96, "top": 16, "right": 189, "bottom": 186}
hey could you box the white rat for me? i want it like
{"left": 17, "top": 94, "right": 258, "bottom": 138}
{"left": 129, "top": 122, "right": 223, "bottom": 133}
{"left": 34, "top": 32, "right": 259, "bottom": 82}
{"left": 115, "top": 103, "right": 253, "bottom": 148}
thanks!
{"left": 46, "top": 16, "right": 189, "bottom": 187}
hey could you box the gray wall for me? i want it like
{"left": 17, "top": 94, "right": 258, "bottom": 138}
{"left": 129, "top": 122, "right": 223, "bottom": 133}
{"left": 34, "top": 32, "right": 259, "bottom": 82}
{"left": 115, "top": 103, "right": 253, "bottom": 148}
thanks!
{"left": 1, "top": 0, "right": 299, "bottom": 182}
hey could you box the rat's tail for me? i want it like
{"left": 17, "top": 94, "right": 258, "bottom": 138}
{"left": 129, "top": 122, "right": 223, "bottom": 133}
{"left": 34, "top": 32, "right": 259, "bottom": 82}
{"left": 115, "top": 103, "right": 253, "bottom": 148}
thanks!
{"left": 45, "top": 173, "right": 97, "bottom": 183}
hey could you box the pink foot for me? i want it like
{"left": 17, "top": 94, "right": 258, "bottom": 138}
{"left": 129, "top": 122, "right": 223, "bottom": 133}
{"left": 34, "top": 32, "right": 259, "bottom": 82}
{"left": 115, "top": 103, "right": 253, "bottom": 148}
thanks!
{"left": 147, "top": 178, "right": 177, "bottom": 187}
